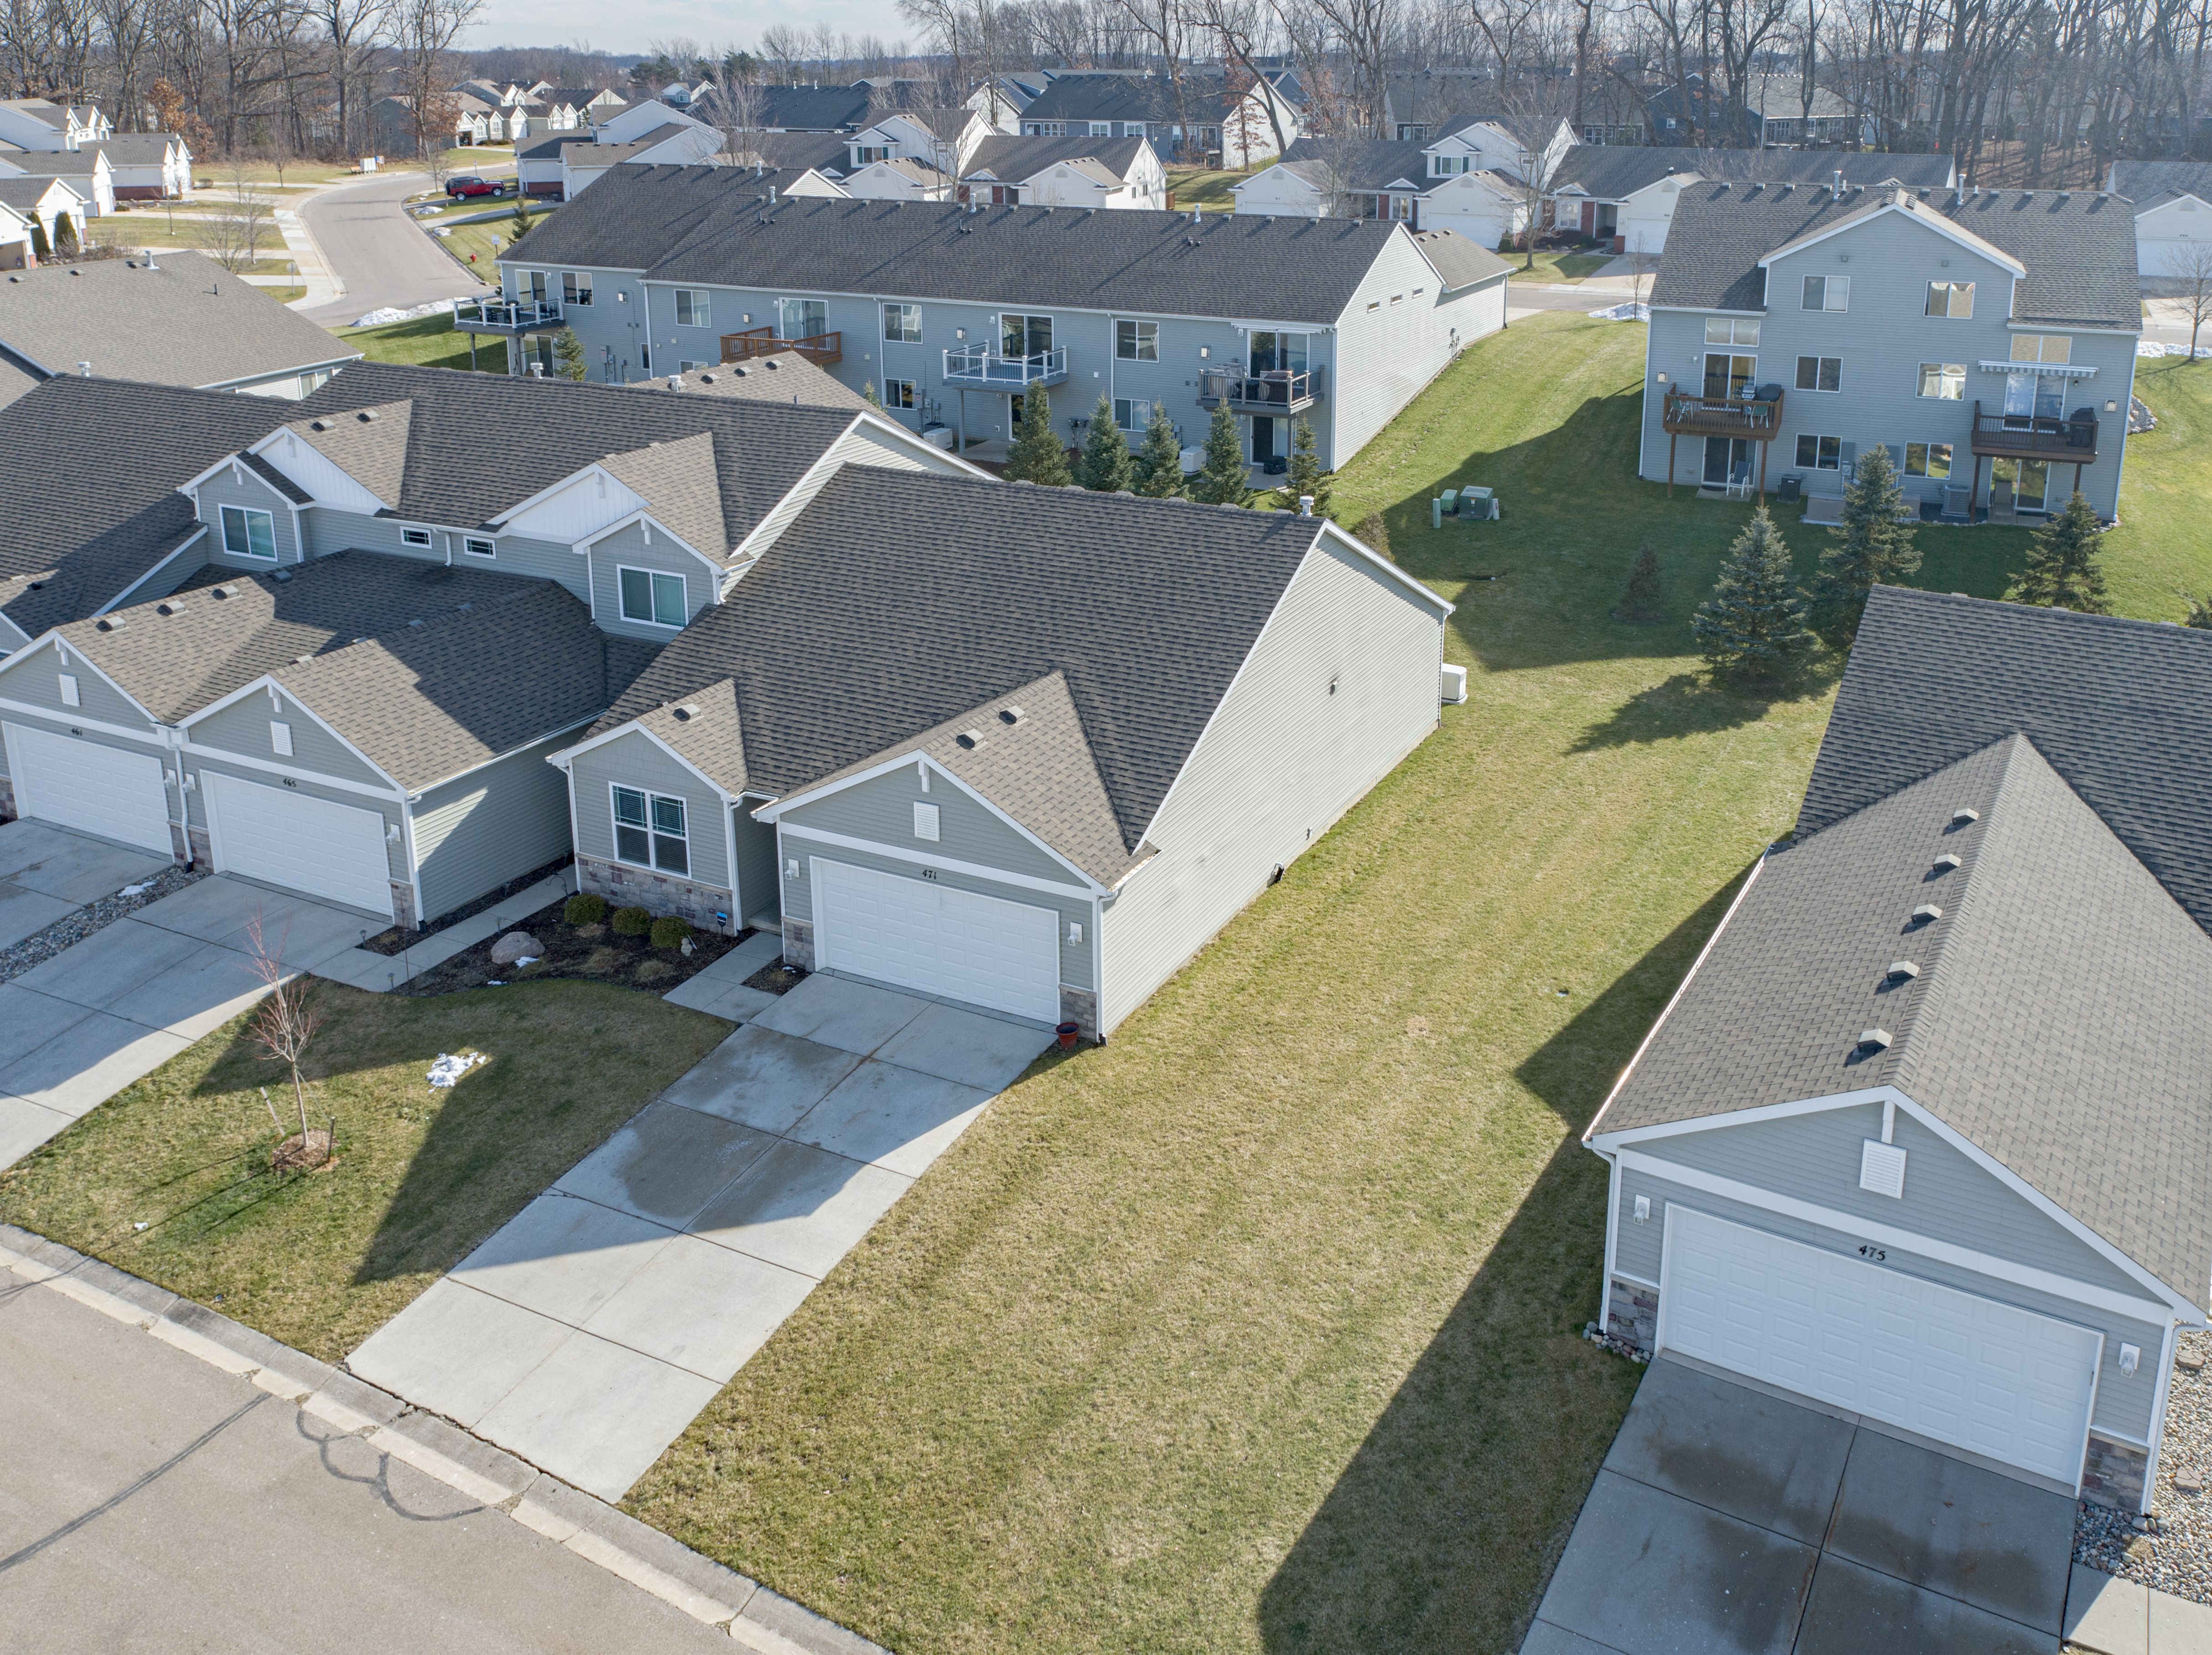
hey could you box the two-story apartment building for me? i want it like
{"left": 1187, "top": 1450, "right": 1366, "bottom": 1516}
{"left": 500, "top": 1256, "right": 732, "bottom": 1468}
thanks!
{"left": 1546, "top": 145, "right": 1956, "bottom": 253}
{"left": 500, "top": 166, "right": 1511, "bottom": 471}
{"left": 1640, "top": 181, "right": 2140, "bottom": 520}
{"left": 1015, "top": 70, "right": 1299, "bottom": 168}
{"left": 835, "top": 109, "right": 1167, "bottom": 210}
{"left": 2108, "top": 160, "right": 2212, "bottom": 279}
{"left": 1231, "top": 119, "right": 1541, "bottom": 248}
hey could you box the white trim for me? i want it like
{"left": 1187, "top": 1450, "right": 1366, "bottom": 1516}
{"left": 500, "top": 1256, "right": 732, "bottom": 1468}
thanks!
{"left": 610, "top": 563, "right": 690, "bottom": 629}
{"left": 2142, "top": 1319, "right": 2182, "bottom": 1511}
{"left": 183, "top": 741, "right": 406, "bottom": 803}
{"left": 98, "top": 525, "right": 210, "bottom": 615}
{"left": 776, "top": 822, "right": 1095, "bottom": 900}
{"left": 606, "top": 777, "right": 696, "bottom": 878}
{"left": 397, "top": 785, "right": 424, "bottom": 925}
{"left": 1597, "top": 1085, "right": 1899, "bottom": 1147}
{"left": 546, "top": 720, "right": 736, "bottom": 800}
{"left": 579, "top": 512, "right": 725, "bottom": 583}
{"left": 216, "top": 502, "right": 279, "bottom": 562}
{"left": 1312, "top": 518, "right": 1455, "bottom": 616}
{"left": 1619, "top": 1148, "right": 2179, "bottom": 1325}
{"left": 1757, "top": 199, "right": 2025, "bottom": 276}
{"left": 1600, "top": 1149, "right": 1623, "bottom": 1327}
{"left": 414, "top": 714, "right": 598, "bottom": 797}
{"left": 0, "top": 650, "right": 163, "bottom": 735}
{"left": 177, "top": 675, "right": 406, "bottom": 795}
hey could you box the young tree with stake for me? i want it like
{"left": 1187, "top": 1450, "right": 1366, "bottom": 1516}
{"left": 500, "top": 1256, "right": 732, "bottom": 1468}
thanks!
{"left": 246, "top": 916, "right": 327, "bottom": 1169}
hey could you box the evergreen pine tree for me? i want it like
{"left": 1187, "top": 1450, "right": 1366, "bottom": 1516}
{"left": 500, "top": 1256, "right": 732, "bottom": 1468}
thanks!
{"left": 1275, "top": 416, "right": 1331, "bottom": 516}
{"left": 1615, "top": 543, "right": 1663, "bottom": 624}
{"left": 52, "top": 212, "right": 75, "bottom": 256}
{"left": 862, "top": 380, "right": 883, "bottom": 409}
{"left": 1076, "top": 393, "right": 1136, "bottom": 492}
{"left": 29, "top": 217, "right": 49, "bottom": 261}
{"left": 1693, "top": 505, "right": 1815, "bottom": 684}
{"left": 1004, "top": 386, "right": 1071, "bottom": 486}
{"left": 2011, "top": 491, "right": 2109, "bottom": 613}
{"left": 1135, "top": 403, "right": 1183, "bottom": 497}
{"left": 1806, "top": 444, "right": 1919, "bottom": 645}
{"left": 1187, "top": 401, "right": 1248, "bottom": 506}
{"left": 2185, "top": 593, "right": 2212, "bottom": 630}
{"left": 553, "top": 327, "right": 587, "bottom": 381}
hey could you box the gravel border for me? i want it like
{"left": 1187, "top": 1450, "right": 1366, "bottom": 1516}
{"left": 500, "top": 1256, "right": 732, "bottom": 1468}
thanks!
{"left": 0, "top": 864, "right": 204, "bottom": 986}
{"left": 2074, "top": 1327, "right": 2212, "bottom": 1601}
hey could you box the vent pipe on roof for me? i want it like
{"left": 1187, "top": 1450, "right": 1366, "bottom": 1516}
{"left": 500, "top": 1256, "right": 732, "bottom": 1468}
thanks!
{"left": 142, "top": 247, "right": 157, "bottom": 269}
{"left": 1298, "top": 494, "right": 1314, "bottom": 516}
{"left": 1831, "top": 169, "right": 1843, "bottom": 199}
{"left": 76, "top": 360, "right": 89, "bottom": 376}
{"left": 667, "top": 373, "right": 682, "bottom": 390}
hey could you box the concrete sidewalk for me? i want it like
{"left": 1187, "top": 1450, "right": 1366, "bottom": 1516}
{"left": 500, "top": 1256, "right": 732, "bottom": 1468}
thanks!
{"left": 0, "top": 820, "right": 170, "bottom": 952}
{"left": 312, "top": 871, "right": 572, "bottom": 993}
{"left": 2065, "top": 1564, "right": 2212, "bottom": 1653}
{"left": 350, "top": 973, "right": 1050, "bottom": 1500}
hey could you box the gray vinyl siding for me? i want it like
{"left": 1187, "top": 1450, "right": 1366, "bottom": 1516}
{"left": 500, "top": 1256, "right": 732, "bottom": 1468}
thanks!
{"left": 181, "top": 752, "right": 408, "bottom": 884}
{"left": 1629, "top": 1102, "right": 2147, "bottom": 1296}
{"left": 1639, "top": 209, "right": 2138, "bottom": 517}
{"left": 192, "top": 466, "right": 302, "bottom": 568}
{"left": 776, "top": 765, "right": 1075, "bottom": 886}
{"left": 0, "top": 641, "right": 158, "bottom": 734}
{"left": 410, "top": 729, "right": 578, "bottom": 919}
{"left": 1329, "top": 232, "right": 1508, "bottom": 461}
{"left": 780, "top": 833, "right": 1096, "bottom": 992}
{"left": 1097, "top": 533, "right": 1446, "bottom": 1032}
{"left": 300, "top": 510, "right": 591, "bottom": 603}
{"left": 187, "top": 689, "right": 391, "bottom": 791}
{"left": 585, "top": 521, "right": 718, "bottom": 641}
{"left": 1611, "top": 1161, "right": 2166, "bottom": 1445}
{"left": 733, "top": 799, "right": 778, "bottom": 923}
{"left": 567, "top": 728, "right": 730, "bottom": 890}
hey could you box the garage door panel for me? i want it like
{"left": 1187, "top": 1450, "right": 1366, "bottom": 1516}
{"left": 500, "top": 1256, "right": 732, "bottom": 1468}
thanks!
{"left": 1658, "top": 1205, "right": 2100, "bottom": 1487}
{"left": 814, "top": 857, "right": 1059, "bottom": 1024}
{"left": 5, "top": 722, "right": 171, "bottom": 853}
{"left": 203, "top": 771, "right": 392, "bottom": 919}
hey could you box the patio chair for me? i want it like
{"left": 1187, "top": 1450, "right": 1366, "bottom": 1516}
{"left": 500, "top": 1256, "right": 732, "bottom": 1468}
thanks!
{"left": 1725, "top": 460, "right": 1755, "bottom": 501}
{"left": 1990, "top": 481, "right": 2017, "bottom": 524}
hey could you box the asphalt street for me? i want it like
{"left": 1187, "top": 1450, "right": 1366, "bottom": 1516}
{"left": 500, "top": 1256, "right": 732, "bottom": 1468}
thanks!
{"left": 0, "top": 1274, "right": 730, "bottom": 1653}
{"left": 297, "top": 166, "right": 504, "bottom": 328}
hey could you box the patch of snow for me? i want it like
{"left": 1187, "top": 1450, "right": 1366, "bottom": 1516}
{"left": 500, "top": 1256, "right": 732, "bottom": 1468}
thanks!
{"left": 427, "top": 1050, "right": 486, "bottom": 1089}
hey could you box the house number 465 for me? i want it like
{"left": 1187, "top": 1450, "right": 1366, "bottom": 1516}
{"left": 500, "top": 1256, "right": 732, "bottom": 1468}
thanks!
{"left": 1857, "top": 1244, "right": 1887, "bottom": 1263}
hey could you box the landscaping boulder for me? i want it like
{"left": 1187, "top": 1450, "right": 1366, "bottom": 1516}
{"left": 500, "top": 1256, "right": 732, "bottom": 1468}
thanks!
{"left": 490, "top": 931, "right": 541, "bottom": 965}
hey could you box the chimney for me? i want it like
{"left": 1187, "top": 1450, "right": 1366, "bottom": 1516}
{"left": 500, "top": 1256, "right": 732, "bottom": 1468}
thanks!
{"left": 1297, "top": 495, "right": 1315, "bottom": 517}
{"left": 1832, "top": 169, "right": 1843, "bottom": 199}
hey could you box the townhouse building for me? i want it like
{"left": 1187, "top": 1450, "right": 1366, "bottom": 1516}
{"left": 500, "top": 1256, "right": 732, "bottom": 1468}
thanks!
{"left": 1547, "top": 145, "right": 1955, "bottom": 253}
{"left": 2108, "top": 160, "right": 2212, "bottom": 279}
{"left": 1014, "top": 69, "right": 1299, "bottom": 168}
{"left": 1231, "top": 118, "right": 1542, "bottom": 248}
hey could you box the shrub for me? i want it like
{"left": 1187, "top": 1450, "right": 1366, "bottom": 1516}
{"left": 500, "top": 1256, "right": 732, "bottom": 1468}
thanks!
{"left": 1358, "top": 510, "right": 1391, "bottom": 558}
{"left": 564, "top": 892, "right": 607, "bottom": 926}
{"left": 1615, "top": 543, "right": 1663, "bottom": 624}
{"left": 649, "top": 915, "right": 693, "bottom": 951}
{"left": 611, "top": 905, "right": 651, "bottom": 937}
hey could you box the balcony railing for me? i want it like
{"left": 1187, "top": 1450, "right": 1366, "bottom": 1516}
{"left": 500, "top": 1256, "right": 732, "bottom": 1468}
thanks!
{"left": 721, "top": 326, "right": 843, "bottom": 367}
{"left": 1660, "top": 387, "right": 1784, "bottom": 439}
{"left": 1196, "top": 366, "right": 1322, "bottom": 414}
{"left": 452, "top": 297, "right": 565, "bottom": 333}
{"left": 941, "top": 343, "right": 1068, "bottom": 390}
{"left": 1969, "top": 402, "right": 2098, "bottom": 461}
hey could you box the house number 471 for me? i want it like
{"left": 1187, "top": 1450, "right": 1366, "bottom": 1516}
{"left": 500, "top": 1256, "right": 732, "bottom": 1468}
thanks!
{"left": 1857, "top": 1244, "right": 1887, "bottom": 1263}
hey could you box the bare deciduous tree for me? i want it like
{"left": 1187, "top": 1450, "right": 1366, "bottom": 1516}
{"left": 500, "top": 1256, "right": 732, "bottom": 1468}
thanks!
{"left": 245, "top": 914, "right": 328, "bottom": 1171}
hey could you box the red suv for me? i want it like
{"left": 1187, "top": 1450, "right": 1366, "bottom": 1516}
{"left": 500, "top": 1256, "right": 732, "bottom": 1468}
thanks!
{"left": 445, "top": 176, "right": 509, "bottom": 199}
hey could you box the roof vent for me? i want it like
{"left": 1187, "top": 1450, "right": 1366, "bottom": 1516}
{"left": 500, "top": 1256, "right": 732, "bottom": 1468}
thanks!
{"left": 358, "top": 408, "right": 378, "bottom": 421}
{"left": 1910, "top": 902, "right": 1943, "bottom": 923}
{"left": 292, "top": 652, "right": 313, "bottom": 663}
{"left": 407, "top": 617, "right": 423, "bottom": 627}
{"left": 1886, "top": 960, "right": 1920, "bottom": 982}
{"left": 763, "top": 357, "right": 779, "bottom": 369}
{"left": 1950, "top": 807, "right": 1979, "bottom": 826}
{"left": 1855, "top": 1028, "right": 1893, "bottom": 1053}
{"left": 672, "top": 702, "right": 699, "bottom": 721}
{"left": 97, "top": 615, "right": 124, "bottom": 631}
{"left": 310, "top": 419, "right": 330, "bottom": 431}
{"left": 956, "top": 728, "right": 984, "bottom": 749}
{"left": 667, "top": 374, "right": 682, "bottom": 390}
{"left": 211, "top": 584, "right": 234, "bottom": 598}
{"left": 1932, "top": 852, "right": 1962, "bottom": 871}
{"left": 699, "top": 372, "right": 716, "bottom": 383}
{"left": 271, "top": 568, "right": 292, "bottom": 582}
{"left": 156, "top": 600, "right": 184, "bottom": 616}
{"left": 998, "top": 705, "right": 1024, "bottom": 724}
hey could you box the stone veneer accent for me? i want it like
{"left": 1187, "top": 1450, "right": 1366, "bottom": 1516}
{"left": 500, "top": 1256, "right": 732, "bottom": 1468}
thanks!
{"left": 0, "top": 775, "right": 15, "bottom": 821}
{"left": 1058, "top": 985, "right": 1098, "bottom": 1041}
{"left": 387, "top": 880, "right": 418, "bottom": 931}
{"left": 781, "top": 915, "right": 815, "bottom": 970}
{"left": 2082, "top": 1431, "right": 2150, "bottom": 1511}
{"left": 187, "top": 825, "right": 212, "bottom": 868}
{"left": 576, "top": 854, "right": 739, "bottom": 935}
{"left": 1606, "top": 1275, "right": 1659, "bottom": 1352}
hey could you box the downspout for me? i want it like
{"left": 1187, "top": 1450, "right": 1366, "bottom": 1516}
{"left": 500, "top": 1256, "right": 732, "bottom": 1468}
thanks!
{"left": 398, "top": 792, "right": 426, "bottom": 929}
{"left": 723, "top": 798, "right": 740, "bottom": 931}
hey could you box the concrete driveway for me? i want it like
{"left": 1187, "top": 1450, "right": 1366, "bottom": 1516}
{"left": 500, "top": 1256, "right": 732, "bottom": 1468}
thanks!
{"left": 349, "top": 973, "right": 1051, "bottom": 1500}
{"left": 0, "top": 864, "right": 371, "bottom": 1167}
{"left": 1525, "top": 1357, "right": 2077, "bottom": 1654}
{"left": 0, "top": 819, "right": 170, "bottom": 951}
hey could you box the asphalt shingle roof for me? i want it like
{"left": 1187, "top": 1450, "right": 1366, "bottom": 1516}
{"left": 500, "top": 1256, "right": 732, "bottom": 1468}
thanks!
{"left": 1547, "top": 143, "right": 1954, "bottom": 202}
{"left": 1651, "top": 181, "right": 2140, "bottom": 327}
{"left": 1411, "top": 228, "right": 1513, "bottom": 290}
{"left": 511, "top": 169, "right": 1418, "bottom": 324}
{"left": 1016, "top": 71, "right": 1251, "bottom": 126}
{"left": 962, "top": 133, "right": 1148, "bottom": 184}
{"left": 588, "top": 465, "right": 1339, "bottom": 864}
{"left": 2109, "top": 160, "right": 2212, "bottom": 204}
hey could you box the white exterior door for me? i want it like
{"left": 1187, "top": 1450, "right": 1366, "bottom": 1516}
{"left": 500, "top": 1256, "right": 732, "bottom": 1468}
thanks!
{"left": 4, "top": 722, "right": 171, "bottom": 853}
{"left": 813, "top": 856, "right": 1060, "bottom": 1024}
{"left": 1658, "top": 1205, "right": 2103, "bottom": 1487}
{"left": 202, "top": 770, "right": 394, "bottom": 918}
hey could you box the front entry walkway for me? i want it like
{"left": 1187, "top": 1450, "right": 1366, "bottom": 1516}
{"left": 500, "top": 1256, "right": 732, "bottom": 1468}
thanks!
{"left": 348, "top": 973, "right": 1051, "bottom": 1500}
{"left": 1525, "top": 1357, "right": 2078, "bottom": 1653}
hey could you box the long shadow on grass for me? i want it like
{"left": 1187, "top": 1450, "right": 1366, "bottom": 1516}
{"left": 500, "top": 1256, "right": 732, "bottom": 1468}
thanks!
{"left": 1257, "top": 872, "right": 1751, "bottom": 1653}
{"left": 1569, "top": 665, "right": 1841, "bottom": 752}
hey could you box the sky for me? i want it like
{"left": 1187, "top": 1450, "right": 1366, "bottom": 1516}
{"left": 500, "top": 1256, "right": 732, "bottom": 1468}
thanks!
{"left": 466, "top": 0, "right": 914, "bottom": 57}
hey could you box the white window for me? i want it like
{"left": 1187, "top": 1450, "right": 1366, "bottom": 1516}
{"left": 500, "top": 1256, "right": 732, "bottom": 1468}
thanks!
{"left": 2010, "top": 334, "right": 2072, "bottom": 364}
{"left": 618, "top": 566, "right": 686, "bottom": 627}
{"left": 674, "top": 289, "right": 710, "bottom": 328}
{"left": 464, "top": 536, "right": 495, "bottom": 558}
{"left": 1113, "top": 396, "right": 1152, "bottom": 431}
{"left": 1801, "top": 274, "right": 1849, "bottom": 311}
{"left": 1089, "top": 121, "right": 1111, "bottom": 136}
{"left": 270, "top": 720, "right": 293, "bottom": 756}
{"left": 883, "top": 378, "right": 917, "bottom": 409}
{"left": 1705, "top": 318, "right": 1761, "bottom": 346}
{"left": 562, "top": 271, "right": 592, "bottom": 307}
{"left": 57, "top": 672, "right": 77, "bottom": 707}
{"left": 1431, "top": 154, "right": 1467, "bottom": 176}
{"left": 220, "top": 504, "right": 277, "bottom": 560}
{"left": 1926, "top": 280, "right": 1975, "bottom": 318}
{"left": 400, "top": 527, "right": 433, "bottom": 548}
{"left": 778, "top": 296, "right": 828, "bottom": 339}
{"left": 913, "top": 800, "right": 940, "bottom": 840}
{"left": 611, "top": 783, "right": 687, "bottom": 874}
{"left": 1796, "top": 433, "right": 1843, "bottom": 469}
{"left": 1918, "top": 361, "right": 1967, "bottom": 400}
{"left": 853, "top": 144, "right": 890, "bottom": 164}
{"left": 1383, "top": 194, "right": 1413, "bottom": 221}
{"left": 1904, "top": 441, "right": 1954, "bottom": 479}
{"left": 1115, "top": 318, "right": 1157, "bottom": 361}
{"left": 1795, "top": 356, "right": 1842, "bottom": 392}
{"left": 883, "top": 301, "right": 921, "bottom": 343}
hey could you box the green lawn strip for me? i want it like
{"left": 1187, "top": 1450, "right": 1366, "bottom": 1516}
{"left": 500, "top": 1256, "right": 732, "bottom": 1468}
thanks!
{"left": 2101, "top": 355, "right": 2212, "bottom": 619}
{"left": 1506, "top": 250, "right": 1615, "bottom": 284}
{"left": 334, "top": 312, "right": 503, "bottom": 373}
{"left": 0, "top": 979, "right": 728, "bottom": 1362}
{"left": 1166, "top": 165, "right": 1253, "bottom": 212}
{"left": 440, "top": 215, "right": 531, "bottom": 271}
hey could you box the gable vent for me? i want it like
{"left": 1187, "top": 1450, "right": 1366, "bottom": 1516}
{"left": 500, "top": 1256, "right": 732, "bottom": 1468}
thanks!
{"left": 1950, "top": 807, "right": 1979, "bottom": 826}
{"left": 1859, "top": 1139, "right": 1908, "bottom": 1198}
{"left": 1932, "top": 852, "right": 1962, "bottom": 871}
{"left": 1885, "top": 960, "right": 1920, "bottom": 982}
{"left": 1855, "top": 1027, "right": 1893, "bottom": 1053}
{"left": 1910, "top": 903, "right": 1943, "bottom": 923}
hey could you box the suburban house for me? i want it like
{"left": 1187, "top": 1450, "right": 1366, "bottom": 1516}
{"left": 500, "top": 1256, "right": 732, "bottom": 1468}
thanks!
{"left": 1377, "top": 75, "right": 1576, "bottom": 179}
{"left": 548, "top": 468, "right": 1454, "bottom": 1040}
{"left": 499, "top": 166, "right": 1511, "bottom": 470}
{"left": 1585, "top": 585, "right": 2212, "bottom": 1515}
{"left": 0, "top": 359, "right": 982, "bottom": 925}
{"left": 373, "top": 93, "right": 491, "bottom": 153}
{"left": 1644, "top": 72, "right": 1873, "bottom": 147}
{"left": 0, "top": 177, "right": 86, "bottom": 250}
{"left": 76, "top": 132, "right": 191, "bottom": 200}
{"left": 1547, "top": 146, "right": 1955, "bottom": 253}
{"left": 959, "top": 134, "right": 1165, "bottom": 209}
{"left": 1232, "top": 121, "right": 1540, "bottom": 248}
{"left": 0, "top": 144, "right": 113, "bottom": 217}
{"left": 2108, "top": 160, "right": 2212, "bottom": 279}
{"left": 0, "top": 98, "right": 109, "bottom": 153}
{"left": 1014, "top": 70, "right": 1300, "bottom": 168}
{"left": 0, "top": 98, "right": 190, "bottom": 208}
{"left": 1640, "top": 181, "right": 2139, "bottom": 518}
{"left": 554, "top": 100, "right": 726, "bottom": 195}
{"left": 0, "top": 251, "right": 358, "bottom": 407}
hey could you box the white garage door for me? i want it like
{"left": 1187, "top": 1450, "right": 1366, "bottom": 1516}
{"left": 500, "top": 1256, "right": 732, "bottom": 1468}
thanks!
{"left": 1659, "top": 1205, "right": 2103, "bottom": 1487}
{"left": 202, "top": 770, "right": 394, "bottom": 919}
{"left": 4, "top": 721, "right": 171, "bottom": 853}
{"left": 813, "top": 856, "right": 1060, "bottom": 1024}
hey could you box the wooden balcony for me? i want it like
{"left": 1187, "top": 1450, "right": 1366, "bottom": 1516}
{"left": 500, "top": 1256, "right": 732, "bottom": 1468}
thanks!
{"left": 1968, "top": 402, "right": 2098, "bottom": 463}
{"left": 1660, "top": 387, "right": 1784, "bottom": 439}
{"left": 1196, "top": 366, "right": 1322, "bottom": 415}
{"left": 720, "top": 326, "right": 843, "bottom": 367}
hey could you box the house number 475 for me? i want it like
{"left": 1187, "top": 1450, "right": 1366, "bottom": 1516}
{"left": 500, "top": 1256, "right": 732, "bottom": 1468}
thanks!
{"left": 1857, "top": 1244, "right": 1887, "bottom": 1263}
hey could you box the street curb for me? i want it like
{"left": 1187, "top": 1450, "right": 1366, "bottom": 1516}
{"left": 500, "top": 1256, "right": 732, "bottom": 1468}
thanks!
{"left": 0, "top": 1224, "right": 891, "bottom": 1651}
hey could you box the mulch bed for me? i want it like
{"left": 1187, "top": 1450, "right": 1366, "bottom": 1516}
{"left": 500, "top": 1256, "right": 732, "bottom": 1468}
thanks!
{"left": 400, "top": 897, "right": 750, "bottom": 997}
{"left": 359, "top": 856, "right": 568, "bottom": 956}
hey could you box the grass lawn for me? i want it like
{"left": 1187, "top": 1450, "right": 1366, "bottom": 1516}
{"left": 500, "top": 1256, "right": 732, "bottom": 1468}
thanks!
{"left": 1507, "top": 249, "right": 1616, "bottom": 284}
{"left": 1167, "top": 165, "right": 1253, "bottom": 212}
{"left": 439, "top": 210, "right": 539, "bottom": 270}
{"left": 0, "top": 980, "right": 729, "bottom": 1362}
{"left": 334, "top": 312, "right": 505, "bottom": 373}
{"left": 622, "top": 313, "right": 2212, "bottom": 1653}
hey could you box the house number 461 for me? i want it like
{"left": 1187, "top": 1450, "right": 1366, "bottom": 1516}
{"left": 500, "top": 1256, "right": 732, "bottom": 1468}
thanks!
{"left": 1857, "top": 1244, "right": 1887, "bottom": 1263}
